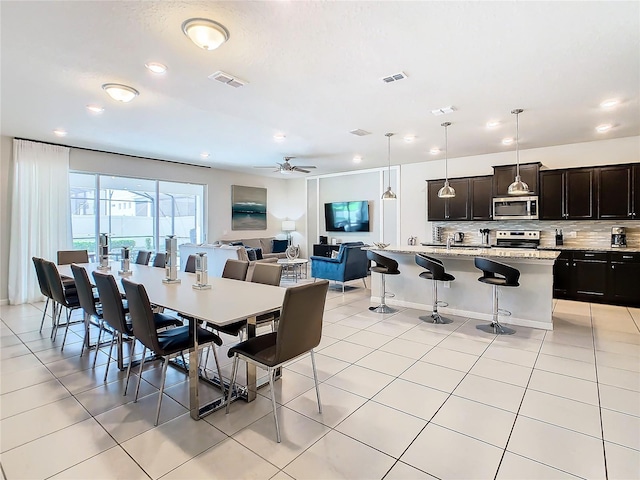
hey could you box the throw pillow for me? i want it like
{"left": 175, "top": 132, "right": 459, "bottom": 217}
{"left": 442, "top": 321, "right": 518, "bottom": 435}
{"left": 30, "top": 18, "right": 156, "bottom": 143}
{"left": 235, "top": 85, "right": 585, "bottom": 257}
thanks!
{"left": 272, "top": 239, "right": 288, "bottom": 253}
{"left": 245, "top": 248, "right": 257, "bottom": 261}
{"left": 331, "top": 250, "right": 340, "bottom": 259}
{"left": 229, "top": 241, "right": 244, "bottom": 246}
{"left": 254, "top": 248, "right": 263, "bottom": 260}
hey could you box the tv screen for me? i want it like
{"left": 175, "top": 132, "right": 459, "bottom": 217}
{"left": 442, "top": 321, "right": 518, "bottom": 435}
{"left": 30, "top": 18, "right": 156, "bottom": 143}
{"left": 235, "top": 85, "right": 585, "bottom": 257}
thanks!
{"left": 324, "top": 201, "right": 370, "bottom": 232}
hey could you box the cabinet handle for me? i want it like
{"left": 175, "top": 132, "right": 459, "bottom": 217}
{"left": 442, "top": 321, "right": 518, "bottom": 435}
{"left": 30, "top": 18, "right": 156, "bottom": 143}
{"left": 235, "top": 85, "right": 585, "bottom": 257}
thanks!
{"left": 623, "top": 255, "right": 633, "bottom": 259}
{"left": 612, "top": 265, "right": 615, "bottom": 269}
{"left": 573, "top": 263, "right": 576, "bottom": 267}
{"left": 584, "top": 254, "right": 595, "bottom": 257}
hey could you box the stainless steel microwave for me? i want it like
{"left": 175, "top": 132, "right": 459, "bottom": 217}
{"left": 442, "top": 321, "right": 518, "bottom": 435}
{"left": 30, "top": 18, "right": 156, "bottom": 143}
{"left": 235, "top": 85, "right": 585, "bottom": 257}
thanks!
{"left": 492, "top": 195, "right": 539, "bottom": 220}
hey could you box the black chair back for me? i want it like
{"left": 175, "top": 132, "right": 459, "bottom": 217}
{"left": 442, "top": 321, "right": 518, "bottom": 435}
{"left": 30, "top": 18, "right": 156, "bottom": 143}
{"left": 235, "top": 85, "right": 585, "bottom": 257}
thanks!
{"left": 93, "top": 271, "right": 130, "bottom": 335}
{"left": 474, "top": 257, "right": 520, "bottom": 286}
{"left": 415, "top": 254, "right": 445, "bottom": 280}
{"left": 184, "top": 255, "right": 196, "bottom": 273}
{"left": 251, "top": 263, "right": 282, "bottom": 286}
{"left": 275, "top": 280, "right": 329, "bottom": 364}
{"left": 57, "top": 250, "right": 89, "bottom": 265}
{"left": 32, "top": 257, "right": 51, "bottom": 298}
{"left": 135, "top": 250, "right": 152, "bottom": 265}
{"left": 43, "top": 260, "right": 72, "bottom": 306}
{"left": 71, "top": 264, "right": 99, "bottom": 318}
{"left": 152, "top": 252, "right": 167, "bottom": 268}
{"left": 367, "top": 250, "right": 399, "bottom": 273}
{"left": 121, "top": 279, "right": 163, "bottom": 353}
{"left": 222, "top": 259, "right": 249, "bottom": 281}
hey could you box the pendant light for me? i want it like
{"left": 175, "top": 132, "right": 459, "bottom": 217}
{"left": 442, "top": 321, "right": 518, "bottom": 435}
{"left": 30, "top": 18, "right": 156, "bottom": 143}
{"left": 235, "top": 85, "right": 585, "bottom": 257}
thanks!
{"left": 437, "top": 121, "right": 455, "bottom": 198}
{"left": 507, "top": 108, "right": 530, "bottom": 195}
{"left": 382, "top": 132, "right": 397, "bottom": 200}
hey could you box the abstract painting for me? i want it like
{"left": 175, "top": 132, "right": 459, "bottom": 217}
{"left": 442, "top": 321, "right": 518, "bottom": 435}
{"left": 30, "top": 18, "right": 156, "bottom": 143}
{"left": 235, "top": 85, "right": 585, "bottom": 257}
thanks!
{"left": 231, "top": 185, "right": 267, "bottom": 230}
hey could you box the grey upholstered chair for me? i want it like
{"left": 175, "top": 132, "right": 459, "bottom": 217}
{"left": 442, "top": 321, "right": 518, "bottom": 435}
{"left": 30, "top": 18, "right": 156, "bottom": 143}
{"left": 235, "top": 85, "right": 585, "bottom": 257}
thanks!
{"left": 70, "top": 264, "right": 102, "bottom": 358}
{"left": 226, "top": 280, "right": 330, "bottom": 442}
{"left": 221, "top": 259, "right": 249, "bottom": 281}
{"left": 152, "top": 252, "right": 167, "bottom": 268}
{"left": 135, "top": 250, "right": 152, "bottom": 265}
{"left": 184, "top": 254, "right": 196, "bottom": 273}
{"left": 57, "top": 250, "right": 89, "bottom": 265}
{"left": 42, "top": 260, "right": 82, "bottom": 349}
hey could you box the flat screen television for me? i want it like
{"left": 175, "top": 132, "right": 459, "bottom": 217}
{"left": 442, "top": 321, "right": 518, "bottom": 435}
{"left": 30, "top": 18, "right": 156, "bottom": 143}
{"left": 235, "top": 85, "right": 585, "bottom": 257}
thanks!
{"left": 324, "top": 201, "right": 370, "bottom": 232}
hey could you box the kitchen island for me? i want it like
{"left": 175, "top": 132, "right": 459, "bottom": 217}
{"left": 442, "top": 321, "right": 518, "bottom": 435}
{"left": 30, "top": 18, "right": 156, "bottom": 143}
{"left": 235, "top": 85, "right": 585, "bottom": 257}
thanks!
{"left": 368, "top": 246, "right": 560, "bottom": 330}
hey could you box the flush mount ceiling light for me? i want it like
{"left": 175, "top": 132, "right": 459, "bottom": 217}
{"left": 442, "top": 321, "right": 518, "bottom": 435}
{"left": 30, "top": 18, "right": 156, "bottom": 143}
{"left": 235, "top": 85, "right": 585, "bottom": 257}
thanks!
{"left": 507, "top": 108, "right": 530, "bottom": 195}
{"left": 273, "top": 133, "right": 286, "bottom": 142}
{"left": 53, "top": 129, "right": 67, "bottom": 137}
{"left": 353, "top": 156, "right": 362, "bottom": 163}
{"left": 501, "top": 137, "right": 514, "bottom": 145}
{"left": 486, "top": 120, "right": 500, "bottom": 128}
{"left": 182, "top": 18, "right": 229, "bottom": 51}
{"left": 430, "top": 147, "right": 441, "bottom": 155}
{"left": 600, "top": 99, "right": 619, "bottom": 108}
{"left": 145, "top": 62, "right": 167, "bottom": 74}
{"left": 102, "top": 83, "right": 139, "bottom": 103}
{"left": 403, "top": 135, "right": 416, "bottom": 143}
{"left": 595, "top": 124, "right": 613, "bottom": 133}
{"left": 382, "top": 133, "right": 397, "bottom": 200}
{"left": 86, "top": 105, "right": 104, "bottom": 114}
{"left": 200, "top": 152, "right": 210, "bottom": 158}
{"left": 437, "top": 122, "right": 455, "bottom": 199}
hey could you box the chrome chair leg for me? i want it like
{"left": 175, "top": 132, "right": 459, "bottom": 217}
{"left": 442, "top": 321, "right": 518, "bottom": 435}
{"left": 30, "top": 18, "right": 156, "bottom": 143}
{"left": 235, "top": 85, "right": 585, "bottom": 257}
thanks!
{"left": 61, "top": 308, "right": 72, "bottom": 351}
{"left": 371, "top": 274, "right": 397, "bottom": 314}
{"left": 310, "top": 350, "right": 322, "bottom": 414}
{"left": 362, "top": 278, "right": 367, "bottom": 289}
{"left": 39, "top": 298, "right": 50, "bottom": 332}
{"left": 268, "top": 367, "right": 281, "bottom": 443}
{"left": 210, "top": 345, "right": 226, "bottom": 395}
{"left": 225, "top": 355, "right": 240, "bottom": 414}
{"left": 92, "top": 321, "right": 104, "bottom": 369}
{"left": 155, "top": 354, "right": 170, "bottom": 426}
{"left": 80, "top": 312, "right": 89, "bottom": 357}
{"left": 104, "top": 332, "right": 117, "bottom": 382}
{"left": 133, "top": 346, "right": 147, "bottom": 402}
{"left": 476, "top": 285, "right": 516, "bottom": 335}
{"left": 123, "top": 341, "right": 139, "bottom": 396}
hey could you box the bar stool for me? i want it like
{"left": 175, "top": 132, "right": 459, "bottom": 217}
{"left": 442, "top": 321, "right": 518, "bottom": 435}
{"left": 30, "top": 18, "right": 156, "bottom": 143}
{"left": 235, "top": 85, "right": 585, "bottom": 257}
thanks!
{"left": 415, "top": 254, "right": 455, "bottom": 324}
{"left": 474, "top": 257, "right": 520, "bottom": 335}
{"left": 367, "top": 250, "right": 400, "bottom": 314}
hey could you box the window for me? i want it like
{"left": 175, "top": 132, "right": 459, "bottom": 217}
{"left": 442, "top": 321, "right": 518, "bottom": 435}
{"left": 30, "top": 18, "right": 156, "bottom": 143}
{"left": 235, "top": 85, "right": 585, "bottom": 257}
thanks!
{"left": 70, "top": 172, "right": 205, "bottom": 258}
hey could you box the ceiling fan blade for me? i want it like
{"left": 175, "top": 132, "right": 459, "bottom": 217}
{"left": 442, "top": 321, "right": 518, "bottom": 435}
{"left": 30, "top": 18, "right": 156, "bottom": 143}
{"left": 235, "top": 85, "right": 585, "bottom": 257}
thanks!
{"left": 294, "top": 165, "right": 316, "bottom": 169}
{"left": 293, "top": 167, "right": 311, "bottom": 173}
{"left": 253, "top": 166, "right": 275, "bottom": 168}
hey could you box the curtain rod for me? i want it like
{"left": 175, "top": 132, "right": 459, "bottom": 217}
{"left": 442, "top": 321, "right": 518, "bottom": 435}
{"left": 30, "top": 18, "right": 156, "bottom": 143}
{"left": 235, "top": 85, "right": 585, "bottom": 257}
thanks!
{"left": 13, "top": 137, "right": 212, "bottom": 169}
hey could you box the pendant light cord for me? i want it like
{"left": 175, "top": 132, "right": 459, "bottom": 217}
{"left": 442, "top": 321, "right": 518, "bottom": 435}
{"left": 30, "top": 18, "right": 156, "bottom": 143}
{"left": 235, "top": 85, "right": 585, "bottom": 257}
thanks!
{"left": 516, "top": 111, "right": 520, "bottom": 177}
{"left": 444, "top": 123, "right": 449, "bottom": 180}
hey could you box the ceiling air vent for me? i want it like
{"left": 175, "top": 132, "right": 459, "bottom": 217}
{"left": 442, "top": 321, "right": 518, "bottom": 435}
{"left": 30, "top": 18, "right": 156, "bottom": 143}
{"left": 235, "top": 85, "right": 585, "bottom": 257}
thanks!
{"left": 431, "top": 106, "right": 455, "bottom": 116}
{"left": 208, "top": 71, "right": 248, "bottom": 88}
{"left": 350, "top": 129, "right": 371, "bottom": 136}
{"left": 382, "top": 71, "right": 407, "bottom": 83}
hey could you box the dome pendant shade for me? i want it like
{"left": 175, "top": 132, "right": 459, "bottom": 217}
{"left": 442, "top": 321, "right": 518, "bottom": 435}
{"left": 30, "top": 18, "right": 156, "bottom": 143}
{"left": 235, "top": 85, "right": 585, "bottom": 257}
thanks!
{"left": 508, "top": 108, "right": 530, "bottom": 195}
{"left": 507, "top": 175, "right": 530, "bottom": 195}
{"left": 382, "top": 132, "right": 397, "bottom": 200}
{"left": 382, "top": 186, "right": 397, "bottom": 200}
{"left": 437, "top": 180, "right": 456, "bottom": 198}
{"left": 182, "top": 18, "right": 230, "bottom": 50}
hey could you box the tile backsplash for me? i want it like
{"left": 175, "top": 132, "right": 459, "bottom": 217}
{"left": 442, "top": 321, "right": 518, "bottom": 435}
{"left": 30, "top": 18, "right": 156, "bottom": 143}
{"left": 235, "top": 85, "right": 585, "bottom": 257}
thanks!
{"left": 434, "top": 220, "right": 640, "bottom": 249}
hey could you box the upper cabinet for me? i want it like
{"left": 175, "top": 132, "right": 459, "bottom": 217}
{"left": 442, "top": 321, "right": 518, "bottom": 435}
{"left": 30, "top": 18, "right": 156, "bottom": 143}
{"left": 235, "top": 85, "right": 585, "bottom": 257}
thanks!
{"left": 427, "top": 178, "right": 469, "bottom": 221}
{"left": 540, "top": 168, "right": 596, "bottom": 220}
{"left": 493, "top": 163, "right": 540, "bottom": 196}
{"left": 470, "top": 176, "right": 493, "bottom": 220}
{"left": 598, "top": 164, "right": 637, "bottom": 220}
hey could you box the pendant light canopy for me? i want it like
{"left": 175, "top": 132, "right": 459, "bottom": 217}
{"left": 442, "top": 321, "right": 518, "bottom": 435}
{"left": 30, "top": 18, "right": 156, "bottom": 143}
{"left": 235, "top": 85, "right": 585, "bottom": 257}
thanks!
{"left": 507, "top": 108, "right": 530, "bottom": 195}
{"left": 437, "top": 121, "right": 455, "bottom": 198}
{"left": 382, "top": 132, "right": 397, "bottom": 200}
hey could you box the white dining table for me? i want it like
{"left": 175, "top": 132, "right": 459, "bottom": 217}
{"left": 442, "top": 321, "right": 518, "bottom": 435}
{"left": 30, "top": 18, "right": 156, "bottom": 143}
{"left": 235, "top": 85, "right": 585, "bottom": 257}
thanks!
{"left": 60, "top": 262, "right": 286, "bottom": 420}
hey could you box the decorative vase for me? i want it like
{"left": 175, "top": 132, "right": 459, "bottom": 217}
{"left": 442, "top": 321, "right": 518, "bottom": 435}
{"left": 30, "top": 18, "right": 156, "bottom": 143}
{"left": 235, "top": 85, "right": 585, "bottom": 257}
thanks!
{"left": 286, "top": 245, "right": 300, "bottom": 260}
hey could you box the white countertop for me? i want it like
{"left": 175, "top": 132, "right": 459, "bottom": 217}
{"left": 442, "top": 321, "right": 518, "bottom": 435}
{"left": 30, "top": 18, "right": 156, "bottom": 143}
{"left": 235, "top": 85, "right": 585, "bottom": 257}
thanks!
{"left": 369, "top": 245, "right": 560, "bottom": 261}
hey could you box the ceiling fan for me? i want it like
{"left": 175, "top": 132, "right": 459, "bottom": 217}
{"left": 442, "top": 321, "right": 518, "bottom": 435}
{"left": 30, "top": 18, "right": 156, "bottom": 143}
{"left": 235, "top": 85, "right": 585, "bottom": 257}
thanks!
{"left": 254, "top": 157, "right": 317, "bottom": 174}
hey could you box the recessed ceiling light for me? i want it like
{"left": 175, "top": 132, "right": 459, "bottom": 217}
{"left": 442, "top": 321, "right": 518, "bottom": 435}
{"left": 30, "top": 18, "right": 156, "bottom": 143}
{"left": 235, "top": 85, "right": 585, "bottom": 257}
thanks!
{"left": 486, "top": 120, "right": 500, "bottom": 128}
{"left": 145, "top": 62, "right": 167, "bottom": 74}
{"left": 53, "top": 129, "right": 67, "bottom": 137}
{"left": 182, "top": 18, "right": 230, "bottom": 51}
{"left": 273, "top": 134, "right": 286, "bottom": 142}
{"left": 353, "top": 156, "right": 362, "bottom": 163}
{"left": 430, "top": 148, "right": 440, "bottom": 155}
{"left": 600, "top": 99, "right": 619, "bottom": 108}
{"left": 595, "top": 124, "right": 612, "bottom": 133}
{"left": 86, "top": 105, "right": 104, "bottom": 114}
{"left": 200, "top": 152, "right": 210, "bottom": 158}
{"left": 403, "top": 135, "right": 416, "bottom": 143}
{"left": 502, "top": 137, "right": 514, "bottom": 145}
{"left": 102, "top": 83, "right": 139, "bottom": 103}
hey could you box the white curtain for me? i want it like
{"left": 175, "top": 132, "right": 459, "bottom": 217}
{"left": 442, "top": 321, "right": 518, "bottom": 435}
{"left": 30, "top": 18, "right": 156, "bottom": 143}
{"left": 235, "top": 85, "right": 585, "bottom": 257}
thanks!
{"left": 8, "top": 139, "right": 71, "bottom": 304}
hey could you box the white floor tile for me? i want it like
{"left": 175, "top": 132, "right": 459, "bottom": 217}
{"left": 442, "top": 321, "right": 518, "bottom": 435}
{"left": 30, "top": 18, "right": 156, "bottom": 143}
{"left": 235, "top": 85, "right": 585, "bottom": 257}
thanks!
{"left": 528, "top": 369, "right": 599, "bottom": 406}
{"left": 75, "top": 375, "right": 158, "bottom": 416}
{"left": 373, "top": 379, "right": 449, "bottom": 421}
{"left": 321, "top": 323, "right": 361, "bottom": 340}
{"left": 436, "top": 335, "right": 490, "bottom": 356}
{"left": 398, "top": 326, "right": 449, "bottom": 346}
{"left": 599, "top": 383, "right": 640, "bottom": 417}
{"left": 420, "top": 346, "right": 478, "bottom": 372}
{"left": 400, "top": 361, "right": 466, "bottom": 393}
{"left": 453, "top": 374, "right": 526, "bottom": 413}
{"left": 378, "top": 338, "right": 435, "bottom": 359}
{"left": 601, "top": 408, "right": 640, "bottom": 450}
{"left": 0, "top": 378, "right": 70, "bottom": 420}
{"left": 470, "top": 356, "right": 533, "bottom": 387}
{"left": 597, "top": 364, "right": 640, "bottom": 392}
{"left": 596, "top": 350, "right": 640, "bottom": 373}
{"left": 325, "top": 364, "right": 394, "bottom": 398}
{"left": 355, "top": 349, "right": 416, "bottom": 376}
{"left": 286, "top": 382, "right": 367, "bottom": 427}
{"left": 286, "top": 352, "right": 350, "bottom": 382}
{"left": 383, "top": 461, "right": 438, "bottom": 480}
{"left": 507, "top": 416, "right": 606, "bottom": 479}
{"left": 206, "top": 394, "right": 275, "bottom": 435}
{"left": 402, "top": 423, "right": 503, "bottom": 479}
{"left": 604, "top": 442, "right": 640, "bottom": 480}
{"left": 284, "top": 430, "right": 395, "bottom": 480}
{"left": 50, "top": 446, "right": 149, "bottom": 479}
{"left": 535, "top": 353, "right": 597, "bottom": 382}
{"left": 335, "top": 401, "right": 426, "bottom": 458}
{"left": 496, "top": 452, "right": 582, "bottom": 479}
{"left": 257, "top": 369, "right": 316, "bottom": 405}
{"left": 319, "top": 339, "right": 374, "bottom": 363}
{"left": 0, "top": 364, "right": 58, "bottom": 394}
{"left": 344, "top": 330, "right": 393, "bottom": 349}
{"left": 540, "top": 340, "right": 595, "bottom": 363}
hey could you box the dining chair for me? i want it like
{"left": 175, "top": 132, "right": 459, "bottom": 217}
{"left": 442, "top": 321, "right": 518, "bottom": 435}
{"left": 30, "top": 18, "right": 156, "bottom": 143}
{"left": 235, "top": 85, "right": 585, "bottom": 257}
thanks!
{"left": 33, "top": 257, "right": 55, "bottom": 332}
{"left": 57, "top": 249, "right": 89, "bottom": 265}
{"left": 221, "top": 259, "right": 249, "bottom": 281}
{"left": 152, "top": 252, "right": 167, "bottom": 268}
{"left": 135, "top": 250, "right": 152, "bottom": 265}
{"left": 42, "top": 260, "right": 82, "bottom": 349}
{"left": 121, "top": 278, "right": 224, "bottom": 426}
{"left": 226, "top": 280, "right": 330, "bottom": 442}
{"left": 70, "top": 264, "right": 102, "bottom": 358}
{"left": 93, "top": 271, "right": 182, "bottom": 382}
{"left": 184, "top": 254, "right": 196, "bottom": 273}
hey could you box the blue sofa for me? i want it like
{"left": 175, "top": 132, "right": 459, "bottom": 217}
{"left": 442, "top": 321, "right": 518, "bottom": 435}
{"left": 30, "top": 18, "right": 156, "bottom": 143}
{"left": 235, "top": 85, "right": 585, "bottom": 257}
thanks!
{"left": 310, "top": 242, "right": 369, "bottom": 291}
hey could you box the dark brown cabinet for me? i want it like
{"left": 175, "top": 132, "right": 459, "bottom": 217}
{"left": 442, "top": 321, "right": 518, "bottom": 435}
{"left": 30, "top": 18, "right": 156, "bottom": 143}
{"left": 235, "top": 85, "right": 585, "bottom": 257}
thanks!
{"left": 493, "top": 163, "right": 540, "bottom": 196}
{"left": 540, "top": 168, "right": 596, "bottom": 220}
{"left": 571, "top": 251, "right": 608, "bottom": 300}
{"left": 427, "top": 178, "right": 469, "bottom": 221}
{"left": 312, "top": 244, "right": 340, "bottom": 257}
{"left": 427, "top": 180, "right": 447, "bottom": 221}
{"left": 553, "top": 251, "right": 572, "bottom": 297}
{"left": 634, "top": 165, "right": 640, "bottom": 219}
{"left": 608, "top": 252, "right": 640, "bottom": 305}
{"left": 470, "top": 176, "right": 493, "bottom": 220}
{"left": 598, "top": 165, "right": 637, "bottom": 219}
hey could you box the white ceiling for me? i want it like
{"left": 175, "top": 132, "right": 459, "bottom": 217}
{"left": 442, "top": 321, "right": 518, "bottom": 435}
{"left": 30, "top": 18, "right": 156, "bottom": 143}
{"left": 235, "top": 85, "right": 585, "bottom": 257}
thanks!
{"left": 1, "top": 1, "right": 638, "bottom": 177}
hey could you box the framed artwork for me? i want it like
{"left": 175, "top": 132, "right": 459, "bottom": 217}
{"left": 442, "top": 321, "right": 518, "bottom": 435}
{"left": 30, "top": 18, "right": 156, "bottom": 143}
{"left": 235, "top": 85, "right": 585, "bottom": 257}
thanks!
{"left": 231, "top": 185, "right": 267, "bottom": 230}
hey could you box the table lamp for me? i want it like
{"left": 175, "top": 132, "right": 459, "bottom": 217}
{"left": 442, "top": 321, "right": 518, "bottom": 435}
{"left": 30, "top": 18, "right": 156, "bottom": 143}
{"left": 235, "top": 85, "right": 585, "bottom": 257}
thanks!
{"left": 282, "top": 220, "right": 296, "bottom": 246}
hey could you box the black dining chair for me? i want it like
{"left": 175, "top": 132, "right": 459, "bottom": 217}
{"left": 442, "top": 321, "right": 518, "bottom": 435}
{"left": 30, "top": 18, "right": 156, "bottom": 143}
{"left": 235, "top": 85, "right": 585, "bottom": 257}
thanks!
{"left": 135, "top": 250, "right": 152, "bottom": 265}
{"left": 367, "top": 250, "right": 401, "bottom": 314}
{"left": 152, "top": 252, "right": 167, "bottom": 268}
{"left": 33, "top": 257, "right": 55, "bottom": 333}
{"left": 122, "top": 278, "right": 224, "bottom": 426}
{"left": 70, "top": 264, "right": 102, "bottom": 358}
{"left": 42, "top": 260, "right": 82, "bottom": 349}
{"left": 184, "top": 254, "right": 197, "bottom": 273}
{"left": 57, "top": 249, "right": 89, "bottom": 265}
{"left": 226, "top": 280, "right": 330, "bottom": 442}
{"left": 415, "top": 254, "right": 455, "bottom": 324}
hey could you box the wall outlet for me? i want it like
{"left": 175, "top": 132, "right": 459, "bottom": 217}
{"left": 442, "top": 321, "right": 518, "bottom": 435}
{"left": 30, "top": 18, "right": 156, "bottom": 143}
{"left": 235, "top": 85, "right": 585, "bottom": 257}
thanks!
{"left": 565, "top": 231, "right": 577, "bottom": 238}
{"left": 443, "top": 281, "right": 451, "bottom": 289}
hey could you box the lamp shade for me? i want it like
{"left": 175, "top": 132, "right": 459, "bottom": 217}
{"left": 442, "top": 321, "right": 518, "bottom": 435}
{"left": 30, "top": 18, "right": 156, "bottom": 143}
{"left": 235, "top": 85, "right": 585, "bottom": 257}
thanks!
{"left": 282, "top": 220, "right": 296, "bottom": 232}
{"left": 182, "top": 18, "right": 229, "bottom": 51}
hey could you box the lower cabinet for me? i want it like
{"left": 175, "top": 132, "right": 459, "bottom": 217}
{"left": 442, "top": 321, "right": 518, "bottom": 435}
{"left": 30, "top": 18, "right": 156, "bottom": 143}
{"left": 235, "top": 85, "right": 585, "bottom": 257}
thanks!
{"left": 312, "top": 244, "right": 340, "bottom": 257}
{"left": 553, "top": 250, "right": 640, "bottom": 306}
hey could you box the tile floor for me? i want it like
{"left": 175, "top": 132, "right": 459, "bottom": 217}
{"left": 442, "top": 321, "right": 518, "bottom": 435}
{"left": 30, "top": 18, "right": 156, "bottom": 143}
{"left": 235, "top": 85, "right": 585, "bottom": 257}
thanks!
{"left": 1, "top": 279, "right": 639, "bottom": 479}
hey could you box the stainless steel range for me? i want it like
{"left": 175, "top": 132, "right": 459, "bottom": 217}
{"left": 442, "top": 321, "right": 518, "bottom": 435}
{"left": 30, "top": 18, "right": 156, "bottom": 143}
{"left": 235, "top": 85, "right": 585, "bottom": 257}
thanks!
{"left": 495, "top": 230, "right": 540, "bottom": 249}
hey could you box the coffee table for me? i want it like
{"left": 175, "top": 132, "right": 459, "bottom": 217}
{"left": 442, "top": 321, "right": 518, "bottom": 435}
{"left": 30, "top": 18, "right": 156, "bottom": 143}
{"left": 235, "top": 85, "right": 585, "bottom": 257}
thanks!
{"left": 277, "top": 258, "right": 308, "bottom": 282}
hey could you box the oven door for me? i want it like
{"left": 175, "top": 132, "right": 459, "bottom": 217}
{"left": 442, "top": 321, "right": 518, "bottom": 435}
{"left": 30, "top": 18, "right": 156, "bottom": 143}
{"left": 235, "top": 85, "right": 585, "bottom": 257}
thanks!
{"left": 492, "top": 196, "right": 538, "bottom": 220}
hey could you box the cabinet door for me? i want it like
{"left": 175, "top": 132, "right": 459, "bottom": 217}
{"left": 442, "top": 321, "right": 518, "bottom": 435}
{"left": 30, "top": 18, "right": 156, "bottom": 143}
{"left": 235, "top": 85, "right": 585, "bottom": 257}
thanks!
{"left": 634, "top": 165, "right": 640, "bottom": 218}
{"left": 553, "top": 252, "right": 572, "bottom": 297}
{"left": 598, "top": 165, "right": 632, "bottom": 219}
{"left": 493, "top": 163, "right": 539, "bottom": 196}
{"left": 518, "top": 163, "right": 540, "bottom": 195}
{"left": 470, "top": 176, "right": 493, "bottom": 220}
{"left": 427, "top": 180, "right": 447, "bottom": 221}
{"left": 540, "top": 170, "right": 565, "bottom": 220}
{"left": 608, "top": 261, "right": 640, "bottom": 304}
{"left": 572, "top": 260, "right": 607, "bottom": 298}
{"left": 446, "top": 178, "right": 470, "bottom": 220}
{"left": 566, "top": 168, "right": 595, "bottom": 219}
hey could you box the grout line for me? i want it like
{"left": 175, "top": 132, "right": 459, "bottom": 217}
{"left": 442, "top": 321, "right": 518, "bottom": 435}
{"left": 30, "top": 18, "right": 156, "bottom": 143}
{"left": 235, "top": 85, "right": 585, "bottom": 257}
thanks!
{"left": 591, "top": 303, "right": 610, "bottom": 480}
